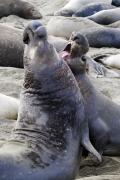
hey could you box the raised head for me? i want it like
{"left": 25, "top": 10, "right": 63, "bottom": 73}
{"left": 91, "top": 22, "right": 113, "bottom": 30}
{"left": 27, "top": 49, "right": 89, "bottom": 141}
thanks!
{"left": 23, "top": 21, "right": 59, "bottom": 69}
{"left": 61, "top": 31, "right": 89, "bottom": 74}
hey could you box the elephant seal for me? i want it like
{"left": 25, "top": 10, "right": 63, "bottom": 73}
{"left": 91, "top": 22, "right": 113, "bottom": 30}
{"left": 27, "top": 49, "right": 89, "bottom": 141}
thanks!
{"left": 88, "top": 8, "right": 120, "bottom": 25}
{"left": 54, "top": 0, "right": 111, "bottom": 16}
{"left": 61, "top": 31, "right": 120, "bottom": 155}
{"left": 93, "top": 53, "right": 120, "bottom": 69}
{"left": 0, "top": 21, "right": 101, "bottom": 180}
{"left": 73, "top": 3, "right": 115, "bottom": 17}
{"left": 47, "top": 16, "right": 102, "bottom": 39}
{"left": 107, "top": 20, "right": 120, "bottom": 28}
{"left": 78, "top": 27, "right": 120, "bottom": 48}
{"left": 112, "top": 0, "right": 120, "bottom": 6}
{"left": 0, "top": 93, "right": 19, "bottom": 120}
{"left": 0, "top": 0, "right": 42, "bottom": 19}
{"left": 0, "top": 24, "right": 24, "bottom": 68}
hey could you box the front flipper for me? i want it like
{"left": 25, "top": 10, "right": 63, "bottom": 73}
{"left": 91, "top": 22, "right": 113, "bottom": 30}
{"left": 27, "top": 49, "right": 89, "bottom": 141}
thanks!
{"left": 81, "top": 121, "right": 102, "bottom": 163}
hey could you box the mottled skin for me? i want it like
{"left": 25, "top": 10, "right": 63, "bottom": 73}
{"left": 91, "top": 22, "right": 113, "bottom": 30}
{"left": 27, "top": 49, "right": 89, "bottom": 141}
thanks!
{"left": 63, "top": 32, "right": 120, "bottom": 155}
{"left": 0, "top": 0, "right": 42, "bottom": 19}
{"left": 0, "top": 22, "right": 101, "bottom": 180}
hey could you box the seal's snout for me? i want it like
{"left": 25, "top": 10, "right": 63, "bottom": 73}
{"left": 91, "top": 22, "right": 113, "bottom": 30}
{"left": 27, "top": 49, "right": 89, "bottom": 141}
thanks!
{"left": 23, "top": 20, "right": 43, "bottom": 44}
{"left": 35, "top": 26, "right": 47, "bottom": 39}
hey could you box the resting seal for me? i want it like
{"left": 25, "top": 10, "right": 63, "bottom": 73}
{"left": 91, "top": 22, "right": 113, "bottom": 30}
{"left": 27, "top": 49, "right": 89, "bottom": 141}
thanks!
{"left": 78, "top": 27, "right": 120, "bottom": 48}
{"left": 0, "top": 93, "right": 19, "bottom": 120}
{"left": 93, "top": 53, "right": 120, "bottom": 70}
{"left": 62, "top": 32, "right": 120, "bottom": 155}
{"left": 54, "top": 0, "right": 111, "bottom": 16}
{"left": 47, "top": 16, "right": 102, "bottom": 39}
{"left": 0, "top": 21, "right": 101, "bottom": 180}
{"left": 0, "top": 0, "right": 42, "bottom": 19}
{"left": 88, "top": 8, "right": 120, "bottom": 25}
{"left": 0, "top": 24, "right": 24, "bottom": 68}
{"left": 73, "top": 3, "right": 115, "bottom": 17}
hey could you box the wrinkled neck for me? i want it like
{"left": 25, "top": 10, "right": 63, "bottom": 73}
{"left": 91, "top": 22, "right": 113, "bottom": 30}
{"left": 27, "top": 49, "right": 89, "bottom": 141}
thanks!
{"left": 75, "top": 73, "right": 97, "bottom": 101}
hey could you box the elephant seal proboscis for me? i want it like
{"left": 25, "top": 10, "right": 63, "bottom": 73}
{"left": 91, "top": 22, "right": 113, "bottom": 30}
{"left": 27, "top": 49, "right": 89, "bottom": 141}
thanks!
{"left": 88, "top": 8, "right": 120, "bottom": 25}
{"left": 61, "top": 31, "right": 120, "bottom": 155}
{"left": 0, "top": 21, "right": 101, "bottom": 180}
{"left": 73, "top": 3, "right": 115, "bottom": 17}
{"left": 0, "top": 0, "right": 42, "bottom": 19}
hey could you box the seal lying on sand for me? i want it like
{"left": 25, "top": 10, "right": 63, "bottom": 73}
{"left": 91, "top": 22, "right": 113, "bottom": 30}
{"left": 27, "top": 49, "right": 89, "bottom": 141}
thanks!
{"left": 0, "top": 21, "right": 101, "bottom": 180}
{"left": 0, "top": 0, "right": 42, "bottom": 19}
{"left": 73, "top": 3, "right": 115, "bottom": 17}
{"left": 0, "top": 24, "right": 24, "bottom": 68}
{"left": 54, "top": 0, "right": 111, "bottom": 16}
{"left": 78, "top": 27, "right": 120, "bottom": 48}
{"left": 0, "top": 93, "right": 19, "bottom": 120}
{"left": 88, "top": 8, "right": 120, "bottom": 25}
{"left": 47, "top": 16, "right": 102, "bottom": 39}
{"left": 62, "top": 32, "right": 120, "bottom": 155}
{"left": 93, "top": 53, "right": 120, "bottom": 70}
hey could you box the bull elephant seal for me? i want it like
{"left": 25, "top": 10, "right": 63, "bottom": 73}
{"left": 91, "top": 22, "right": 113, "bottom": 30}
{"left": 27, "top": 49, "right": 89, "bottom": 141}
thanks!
{"left": 88, "top": 8, "right": 120, "bottom": 25}
{"left": 73, "top": 3, "right": 115, "bottom": 17}
{"left": 0, "top": 0, "right": 42, "bottom": 19}
{"left": 0, "top": 93, "right": 19, "bottom": 120}
{"left": 47, "top": 16, "right": 101, "bottom": 39}
{"left": 62, "top": 31, "right": 120, "bottom": 155}
{"left": 0, "top": 21, "right": 101, "bottom": 180}
{"left": 54, "top": 0, "right": 111, "bottom": 16}
{"left": 78, "top": 27, "right": 120, "bottom": 48}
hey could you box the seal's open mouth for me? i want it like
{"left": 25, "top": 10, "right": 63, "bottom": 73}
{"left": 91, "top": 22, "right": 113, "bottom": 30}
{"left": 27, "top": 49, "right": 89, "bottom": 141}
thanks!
{"left": 59, "top": 42, "right": 72, "bottom": 61}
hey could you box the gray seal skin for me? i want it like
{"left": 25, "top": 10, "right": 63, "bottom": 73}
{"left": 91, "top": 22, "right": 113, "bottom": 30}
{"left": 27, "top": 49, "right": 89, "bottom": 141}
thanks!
{"left": 62, "top": 32, "right": 120, "bottom": 155}
{"left": 78, "top": 27, "right": 120, "bottom": 48}
{"left": 0, "top": 24, "right": 24, "bottom": 68}
{"left": 0, "top": 0, "right": 42, "bottom": 19}
{"left": 112, "top": 0, "right": 120, "bottom": 6}
{"left": 0, "top": 21, "right": 101, "bottom": 180}
{"left": 73, "top": 3, "right": 115, "bottom": 17}
{"left": 88, "top": 8, "right": 120, "bottom": 25}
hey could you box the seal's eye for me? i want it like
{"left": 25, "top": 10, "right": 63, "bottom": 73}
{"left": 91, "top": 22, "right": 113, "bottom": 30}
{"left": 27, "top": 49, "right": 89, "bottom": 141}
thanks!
{"left": 73, "top": 36, "right": 79, "bottom": 41}
{"left": 81, "top": 56, "right": 86, "bottom": 62}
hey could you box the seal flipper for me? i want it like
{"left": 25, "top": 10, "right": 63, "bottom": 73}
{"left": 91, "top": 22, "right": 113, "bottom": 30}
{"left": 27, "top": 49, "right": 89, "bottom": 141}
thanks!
{"left": 81, "top": 121, "right": 102, "bottom": 163}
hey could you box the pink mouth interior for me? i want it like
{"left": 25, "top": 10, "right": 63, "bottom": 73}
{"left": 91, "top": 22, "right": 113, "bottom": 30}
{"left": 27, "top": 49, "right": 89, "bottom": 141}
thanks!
{"left": 59, "top": 51, "right": 70, "bottom": 60}
{"left": 59, "top": 43, "right": 71, "bottom": 61}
